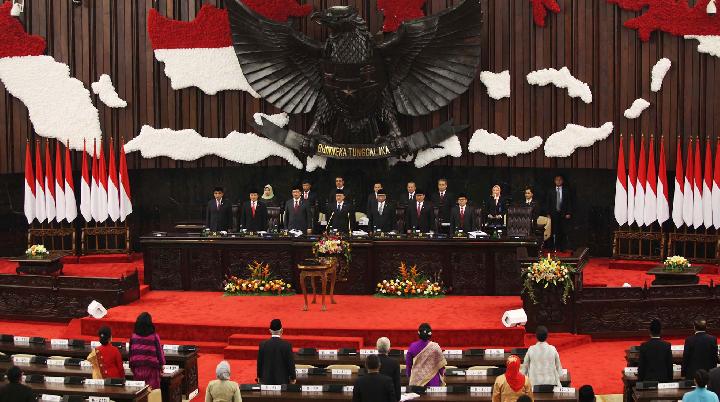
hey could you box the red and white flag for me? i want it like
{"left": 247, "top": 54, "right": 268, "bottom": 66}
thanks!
{"left": 644, "top": 136, "right": 657, "bottom": 226}
{"left": 90, "top": 140, "right": 99, "bottom": 221}
{"left": 672, "top": 138, "right": 684, "bottom": 227}
{"left": 44, "top": 141, "right": 56, "bottom": 222}
{"left": 64, "top": 141, "right": 77, "bottom": 223}
{"left": 627, "top": 135, "right": 637, "bottom": 226}
{"left": 714, "top": 139, "right": 720, "bottom": 229}
{"left": 34, "top": 141, "right": 46, "bottom": 222}
{"left": 96, "top": 142, "right": 109, "bottom": 223}
{"left": 704, "top": 139, "right": 714, "bottom": 227}
{"left": 54, "top": 141, "right": 65, "bottom": 222}
{"left": 80, "top": 140, "right": 92, "bottom": 222}
{"left": 693, "top": 138, "right": 703, "bottom": 228}
{"left": 23, "top": 141, "right": 35, "bottom": 224}
{"left": 107, "top": 139, "right": 120, "bottom": 222}
{"left": 119, "top": 140, "right": 132, "bottom": 221}
{"left": 683, "top": 138, "right": 694, "bottom": 226}
{"left": 657, "top": 139, "right": 670, "bottom": 225}
{"left": 614, "top": 136, "right": 628, "bottom": 225}
{"left": 635, "top": 136, "right": 646, "bottom": 226}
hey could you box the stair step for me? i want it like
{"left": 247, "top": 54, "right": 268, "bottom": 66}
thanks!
{"left": 70, "top": 335, "right": 227, "bottom": 354}
{"left": 224, "top": 345, "right": 260, "bottom": 360}
{"left": 227, "top": 334, "right": 364, "bottom": 349}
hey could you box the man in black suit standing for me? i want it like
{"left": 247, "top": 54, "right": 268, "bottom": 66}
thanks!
{"left": 545, "top": 174, "right": 574, "bottom": 251}
{"left": 205, "top": 187, "right": 233, "bottom": 231}
{"left": 400, "top": 181, "right": 417, "bottom": 207}
{"left": 284, "top": 185, "right": 313, "bottom": 234}
{"left": 405, "top": 189, "right": 434, "bottom": 233}
{"left": 328, "top": 176, "right": 352, "bottom": 210}
{"left": 257, "top": 319, "right": 296, "bottom": 385}
{"left": 352, "top": 354, "right": 395, "bottom": 402}
{"left": 301, "top": 179, "right": 318, "bottom": 207}
{"left": 521, "top": 186, "right": 541, "bottom": 223}
{"left": 430, "top": 178, "right": 454, "bottom": 234}
{"left": 327, "top": 189, "right": 354, "bottom": 233}
{"left": 0, "top": 366, "right": 35, "bottom": 402}
{"left": 682, "top": 318, "right": 719, "bottom": 380}
{"left": 376, "top": 337, "right": 401, "bottom": 402}
{"left": 368, "top": 189, "right": 394, "bottom": 233}
{"left": 240, "top": 189, "right": 268, "bottom": 232}
{"left": 638, "top": 319, "right": 673, "bottom": 382}
{"left": 450, "top": 194, "right": 476, "bottom": 233}
{"left": 367, "top": 182, "right": 383, "bottom": 213}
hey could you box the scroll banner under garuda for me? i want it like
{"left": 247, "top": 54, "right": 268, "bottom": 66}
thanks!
{"left": 228, "top": 0, "right": 483, "bottom": 160}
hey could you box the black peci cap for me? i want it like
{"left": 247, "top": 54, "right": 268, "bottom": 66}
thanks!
{"left": 214, "top": 187, "right": 224, "bottom": 192}
{"left": 270, "top": 319, "right": 282, "bottom": 331}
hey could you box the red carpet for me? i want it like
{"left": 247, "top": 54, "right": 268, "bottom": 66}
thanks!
{"left": 0, "top": 254, "right": 143, "bottom": 280}
{"left": 582, "top": 258, "right": 720, "bottom": 287}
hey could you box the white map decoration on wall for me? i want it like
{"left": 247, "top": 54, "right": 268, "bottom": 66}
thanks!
{"left": 468, "top": 129, "right": 543, "bottom": 157}
{"left": 526, "top": 67, "right": 593, "bottom": 103}
{"left": 624, "top": 99, "right": 651, "bottom": 119}
{"left": 544, "top": 122, "right": 614, "bottom": 158}
{"left": 479, "top": 70, "right": 511, "bottom": 100}
{"left": 684, "top": 36, "right": 720, "bottom": 58}
{"left": 650, "top": 58, "right": 672, "bottom": 92}
{"left": 91, "top": 74, "right": 127, "bottom": 108}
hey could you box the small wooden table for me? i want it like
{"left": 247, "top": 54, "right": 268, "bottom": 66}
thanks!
{"left": 647, "top": 266, "right": 702, "bottom": 285}
{"left": 298, "top": 258, "right": 337, "bottom": 311}
{"left": 10, "top": 251, "right": 67, "bottom": 275}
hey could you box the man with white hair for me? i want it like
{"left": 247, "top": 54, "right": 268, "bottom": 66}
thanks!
{"left": 376, "top": 337, "right": 400, "bottom": 401}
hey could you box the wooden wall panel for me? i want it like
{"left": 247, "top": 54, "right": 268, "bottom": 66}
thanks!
{"left": 1, "top": 0, "right": 719, "bottom": 174}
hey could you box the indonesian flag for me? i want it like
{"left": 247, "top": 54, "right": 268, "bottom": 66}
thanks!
{"left": 64, "top": 141, "right": 77, "bottom": 223}
{"left": 119, "top": 141, "right": 132, "bottom": 221}
{"left": 693, "top": 138, "right": 703, "bottom": 228}
{"left": 657, "top": 139, "right": 670, "bottom": 225}
{"left": 614, "top": 136, "right": 628, "bottom": 225}
{"left": 714, "top": 138, "right": 720, "bottom": 229}
{"left": 96, "top": 142, "right": 109, "bottom": 223}
{"left": 24, "top": 141, "right": 35, "bottom": 224}
{"left": 80, "top": 140, "right": 92, "bottom": 222}
{"left": 683, "top": 138, "right": 694, "bottom": 226}
{"left": 635, "top": 136, "right": 646, "bottom": 226}
{"left": 34, "top": 141, "right": 46, "bottom": 222}
{"left": 147, "top": 4, "right": 259, "bottom": 97}
{"left": 627, "top": 135, "right": 637, "bottom": 226}
{"left": 44, "top": 141, "right": 56, "bottom": 222}
{"left": 672, "top": 138, "right": 684, "bottom": 227}
{"left": 54, "top": 141, "right": 65, "bottom": 223}
{"left": 90, "top": 141, "right": 99, "bottom": 221}
{"left": 107, "top": 140, "right": 120, "bottom": 222}
{"left": 644, "top": 137, "right": 657, "bottom": 226}
{"left": 703, "top": 139, "right": 713, "bottom": 227}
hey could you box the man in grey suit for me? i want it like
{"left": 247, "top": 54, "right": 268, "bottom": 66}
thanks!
{"left": 283, "top": 185, "right": 313, "bottom": 234}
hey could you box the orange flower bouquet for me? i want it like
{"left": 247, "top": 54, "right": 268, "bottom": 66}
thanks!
{"left": 224, "top": 261, "right": 293, "bottom": 296}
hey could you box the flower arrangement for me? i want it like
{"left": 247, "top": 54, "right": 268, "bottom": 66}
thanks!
{"left": 376, "top": 262, "right": 445, "bottom": 298}
{"left": 663, "top": 255, "right": 690, "bottom": 272}
{"left": 312, "top": 234, "right": 352, "bottom": 263}
{"left": 224, "top": 261, "right": 293, "bottom": 296}
{"left": 25, "top": 244, "right": 49, "bottom": 258}
{"left": 522, "top": 254, "right": 575, "bottom": 304}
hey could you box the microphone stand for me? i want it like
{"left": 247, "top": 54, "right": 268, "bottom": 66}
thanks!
{"left": 326, "top": 210, "right": 335, "bottom": 234}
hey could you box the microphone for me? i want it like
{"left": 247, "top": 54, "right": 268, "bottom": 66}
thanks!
{"left": 347, "top": 211, "right": 351, "bottom": 233}
{"left": 326, "top": 210, "right": 335, "bottom": 234}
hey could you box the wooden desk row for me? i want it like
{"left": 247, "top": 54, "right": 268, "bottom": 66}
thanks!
{"left": 293, "top": 371, "right": 571, "bottom": 387}
{"left": 0, "top": 379, "right": 150, "bottom": 402}
{"left": 294, "top": 352, "right": 517, "bottom": 368}
{"left": 624, "top": 348, "right": 684, "bottom": 366}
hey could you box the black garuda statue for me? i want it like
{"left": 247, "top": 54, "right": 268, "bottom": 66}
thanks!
{"left": 227, "top": 0, "right": 482, "bottom": 160}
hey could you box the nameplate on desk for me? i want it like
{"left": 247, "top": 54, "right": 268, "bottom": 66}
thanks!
{"left": 44, "top": 376, "right": 65, "bottom": 383}
{"left": 89, "top": 397, "right": 111, "bottom": 402}
{"left": 426, "top": 387, "right": 448, "bottom": 393}
{"left": 343, "top": 386, "right": 354, "bottom": 393}
{"left": 91, "top": 341, "right": 101, "bottom": 347}
{"left": 401, "top": 387, "right": 407, "bottom": 393}
{"left": 80, "top": 360, "right": 93, "bottom": 368}
{"left": 673, "top": 366, "right": 682, "bottom": 372}
{"left": 485, "top": 349, "right": 504, "bottom": 355}
{"left": 360, "top": 349, "right": 377, "bottom": 355}
{"left": 658, "top": 382, "right": 680, "bottom": 389}
{"left": 624, "top": 367, "right": 639, "bottom": 375}
{"left": 85, "top": 379, "right": 105, "bottom": 386}
{"left": 470, "top": 386, "right": 492, "bottom": 393}
{"left": 163, "top": 344, "right": 180, "bottom": 351}
{"left": 553, "top": 387, "right": 576, "bottom": 394}
{"left": 296, "top": 368, "right": 309, "bottom": 374}
{"left": 126, "top": 380, "right": 146, "bottom": 387}
{"left": 318, "top": 349, "right": 338, "bottom": 356}
{"left": 13, "top": 356, "right": 31, "bottom": 364}
{"left": 163, "top": 364, "right": 179, "bottom": 373}
{"left": 331, "top": 369, "right": 352, "bottom": 376}
{"left": 562, "top": 368, "right": 568, "bottom": 375}
{"left": 671, "top": 345, "right": 684, "bottom": 351}
{"left": 443, "top": 349, "right": 463, "bottom": 355}
{"left": 301, "top": 385, "right": 323, "bottom": 392}
{"left": 261, "top": 385, "right": 282, "bottom": 391}
{"left": 50, "top": 339, "right": 68, "bottom": 346}
{"left": 46, "top": 359, "right": 65, "bottom": 366}
{"left": 40, "top": 395, "right": 63, "bottom": 402}
{"left": 467, "top": 370, "right": 487, "bottom": 376}
{"left": 13, "top": 336, "right": 30, "bottom": 344}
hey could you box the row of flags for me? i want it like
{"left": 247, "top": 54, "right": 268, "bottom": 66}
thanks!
{"left": 614, "top": 136, "right": 720, "bottom": 229}
{"left": 23, "top": 139, "right": 132, "bottom": 225}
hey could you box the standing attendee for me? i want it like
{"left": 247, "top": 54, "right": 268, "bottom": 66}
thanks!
{"left": 87, "top": 326, "right": 124, "bottom": 379}
{"left": 401, "top": 182, "right": 417, "bottom": 207}
{"left": 491, "top": 355, "right": 532, "bottom": 402}
{"left": 240, "top": 189, "right": 268, "bottom": 232}
{"left": 521, "top": 186, "right": 541, "bottom": 223}
{"left": 129, "top": 312, "right": 165, "bottom": 390}
{"left": 327, "top": 189, "right": 354, "bottom": 233}
{"left": 368, "top": 189, "right": 395, "bottom": 233}
{"left": 638, "top": 319, "right": 673, "bottom": 382}
{"left": 406, "top": 323, "right": 446, "bottom": 387}
{"left": 0, "top": 366, "right": 35, "bottom": 402}
{"left": 682, "top": 370, "right": 719, "bottom": 402}
{"left": 260, "top": 184, "right": 281, "bottom": 208}
{"left": 430, "top": 179, "right": 454, "bottom": 233}
{"left": 206, "top": 361, "right": 242, "bottom": 402}
{"left": 376, "top": 337, "right": 401, "bottom": 402}
{"left": 301, "top": 179, "right": 318, "bottom": 206}
{"left": 682, "top": 319, "right": 719, "bottom": 380}
{"left": 545, "top": 175, "right": 574, "bottom": 251}
{"left": 450, "top": 194, "right": 476, "bottom": 233}
{"left": 206, "top": 187, "right": 233, "bottom": 231}
{"left": 257, "top": 319, "right": 296, "bottom": 385}
{"left": 486, "top": 184, "right": 507, "bottom": 226}
{"left": 521, "top": 326, "right": 563, "bottom": 386}
{"left": 328, "top": 177, "right": 352, "bottom": 209}
{"left": 284, "top": 185, "right": 313, "bottom": 234}
{"left": 578, "top": 385, "right": 596, "bottom": 402}
{"left": 367, "top": 182, "right": 383, "bottom": 213}
{"left": 352, "top": 354, "right": 395, "bottom": 402}
{"left": 404, "top": 190, "right": 434, "bottom": 233}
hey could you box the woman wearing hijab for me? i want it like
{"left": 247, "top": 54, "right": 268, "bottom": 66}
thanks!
{"left": 129, "top": 312, "right": 166, "bottom": 390}
{"left": 492, "top": 355, "right": 533, "bottom": 402}
{"left": 406, "top": 323, "right": 447, "bottom": 386}
{"left": 205, "top": 361, "right": 242, "bottom": 402}
{"left": 260, "top": 184, "right": 281, "bottom": 208}
{"left": 87, "top": 326, "right": 124, "bottom": 379}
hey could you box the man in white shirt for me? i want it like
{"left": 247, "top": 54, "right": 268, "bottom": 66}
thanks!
{"left": 521, "top": 326, "right": 563, "bottom": 386}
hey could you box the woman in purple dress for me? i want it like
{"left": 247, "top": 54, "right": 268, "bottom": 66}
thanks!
{"left": 406, "top": 323, "right": 447, "bottom": 386}
{"left": 128, "top": 312, "right": 165, "bottom": 389}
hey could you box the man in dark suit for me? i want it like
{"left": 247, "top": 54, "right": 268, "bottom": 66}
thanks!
{"left": 545, "top": 175, "right": 574, "bottom": 251}
{"left": 430, "top": 178, "right": 454, "bottom": 234}
{"left": 368, "top": 189, "right": 394, "bottom": 233}
{"left": 0, "top": 366, "right": 35, "bottom": 402}
{"left": 638, "top": 319, "right": 673, "bottom": 382}
{"left": 327, "top": 189, "right": 354, "bottom": 233}
{"left": 521, "top": 186, "right": 541, "bottom": 223}
{"left": 376, "top": 337, "right": 401, "bottom": 402}
{"left": 399, "top": 181, "right": 417, "bottom": 207}
{"left": 257, "top": 319, "right": 296, "bottom": 385}
{"left": 328, "top": 176, "right": 352, "bottom": 210}
{"left": 709, "top": 365, "right": 720, "bottom": 395}
{"left": 352, "top": 354, "right": 395, "bottom": 402}
{"left": 367, "top": 182, "right": 383, "bottom": 213}
{"left": 240, "top": 189, "right": 268, "bottom": 232}
{"left": 405, "top": 189, "right": 434, "bottom": 233}
{"left": 301, "top": 179, "right": 318, "bottom": 207}
{"left": 284, "top": 185, "right": 313, "bottom": 234}
{"left": 205, "top": 187, "right": 233, "bottom": 231}
{"left": 450, "top": 193, "right": 477, "bottom": 233}
{"left": 682, "top": 318, "right": 719, "bottom": 380}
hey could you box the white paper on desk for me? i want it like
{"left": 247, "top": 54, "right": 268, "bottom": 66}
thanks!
{"left": 401, "top": 393, "right": 421, "bottom": 401}
{"left": 289, "top": 229, "right": 303, "bottom": 237}
{"left": 671, "top": 345, "right": 684, "bottom": 351}
{"left": 257, "top": 231, "right": 267, "bottom": 235}
{"left": 468, "top": 231, "right": 488, "bottom": 238}
{"left": 358, "top": 217, "right": 369, "bottom": 225}
{"left": 352, "top": 230, "right": 368, "bottom": 236}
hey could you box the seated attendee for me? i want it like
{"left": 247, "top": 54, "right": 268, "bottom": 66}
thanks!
{"left": 377, "top": 337, "right": 401, "bottom": 402}
{"left": 406, "top": 323, "right": 446, "bottom": 386}
{"left": 578, "top": 385, "right": 595, "bottom": 402}
{"left": 284, "top": 185, "right": 312, "bottom": 234}
{"left": 486, "top": 184, "right": 507, "bottom": 225}
{"left": 0, "top": 366, "right": 35, "bottom": 402}
{"left": 368, "top": 189, "right": 394, "bottom": 233}
{"left": 638, "top": 318, "right": 673, "bottom": 382}
{"left": 206, "top": 361, "right": 242, "bottom": 402}
{"left": 492, "top": 355, "right": 532, "bottom": 402}
{"left": 353, "top": 354, "right": 395, "bottom": 402}
{"left": 682, "top": 318, "right": 719, "bottom": 380}
{"left": 240, "top": 189, "right": 268, "bottom": 232}
{"left": 257, "top": 319, "right": 296, "bottom": 385}
{"left": 521, "top": 326, "right": 563, "bottom": 386}
{"left": 367, "top": 182, "right": 383, "bottom": 213}
{"left": 327, "top": 189, "right": 354, "bottom": 233}
{"left": 260, "top": 184, "right": 281, "bottom": 207}
{"left": 87, "top": 326, "right": 124, "bottom": 379}
{"left": 129, "top": 312, "right": 165, "bottom": 390}
{"left": 450, "top": 193, "right": 476, "bottom": 233}
{"left": 206, "top": 187, "right": 233, "bottom": 231}
{"left": 682, "top": 370, "right": 719, "bottom": 402}
{"left": 404, "top": 190, "right": 434, "bottom": 233}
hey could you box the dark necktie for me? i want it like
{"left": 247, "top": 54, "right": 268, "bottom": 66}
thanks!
{"left": 337, "top": 203, "right": 341, "bottom": 211}
{"left": 459, "top": 207, "right": 465, "bottom": 228}
{"left": 294, "top": 200, "right": 299, "bottom": 211}
{"left": 417, "top": 203, "right": 421, "bottom": 217}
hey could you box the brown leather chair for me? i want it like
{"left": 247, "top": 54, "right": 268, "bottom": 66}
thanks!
{"left": 232, "top": 204, "right": 240, "bottom": 232}
{"left": 472, "top": 207, "right": 484, "bottom": 230}
{"left": 267, "top": 206, "right": 282, "bottom": 230}
{"left": 507, "top": 206, "right": 533, "bottom": 237}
